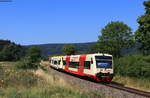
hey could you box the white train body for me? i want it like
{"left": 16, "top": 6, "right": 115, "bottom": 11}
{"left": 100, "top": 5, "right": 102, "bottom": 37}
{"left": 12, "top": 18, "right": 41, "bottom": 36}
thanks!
{"left": 50, "top": 53, "right": 113, "bottom": 82}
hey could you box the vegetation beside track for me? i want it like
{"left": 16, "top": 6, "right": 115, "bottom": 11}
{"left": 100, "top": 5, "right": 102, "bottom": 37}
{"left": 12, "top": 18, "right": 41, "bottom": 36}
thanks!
{"left": 113, "top": 54, "right": 150, "bottom": 92}
{"left": 0, "top": 62, "right": 104, "bottom": 98}
{"left": 113, "top": 75, "right": 150, "bottom": 92}
{"left": 41, "top": 61, "right": 150, "bottom": 93}
{"left": 114, "top": 54, "right": 150, "bottom": 79}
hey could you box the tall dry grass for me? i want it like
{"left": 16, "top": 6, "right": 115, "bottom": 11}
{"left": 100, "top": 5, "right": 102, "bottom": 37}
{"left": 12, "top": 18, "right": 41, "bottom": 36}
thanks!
{"left": 113, "top": 75, "right": 150, "bottom": 92}
{"left": 0, "top": 62, "right": 104, "bottom": 98}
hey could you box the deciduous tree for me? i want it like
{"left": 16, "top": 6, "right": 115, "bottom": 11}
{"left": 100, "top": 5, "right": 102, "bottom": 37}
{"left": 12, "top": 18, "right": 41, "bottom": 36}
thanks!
{"left": 135, "top": 0, "right": 150, "bottom": 55}
{"left": 62, "top": 44, "right": 76, "bottom": 55}
{"left": 0, "top": 43, "right": 25, "bottom": 61}
{"left": 26, "top": 46, "right": 41, "bottom": 63}
{"left": 97, "top": 21, "right": 134, "bottom": 57}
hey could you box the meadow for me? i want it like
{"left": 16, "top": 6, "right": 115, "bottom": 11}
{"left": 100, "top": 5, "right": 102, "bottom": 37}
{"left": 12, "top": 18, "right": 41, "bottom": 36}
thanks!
{"left": 0, "top": 62, "right": 103, "bottom": 98}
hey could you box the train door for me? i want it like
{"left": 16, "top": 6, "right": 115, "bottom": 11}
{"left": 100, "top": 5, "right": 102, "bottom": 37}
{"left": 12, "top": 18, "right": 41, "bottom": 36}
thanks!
{"left": 83, "top": 55, "right": 94, "bottom": 75}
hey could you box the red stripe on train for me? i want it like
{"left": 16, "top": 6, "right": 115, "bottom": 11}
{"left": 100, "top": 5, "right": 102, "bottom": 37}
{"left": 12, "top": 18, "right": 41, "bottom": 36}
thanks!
{"left": 65, "top": 56, "right": 70, "bottom": 71}
{"left": 78, "top": 55, "right": 86, "bottom": 75}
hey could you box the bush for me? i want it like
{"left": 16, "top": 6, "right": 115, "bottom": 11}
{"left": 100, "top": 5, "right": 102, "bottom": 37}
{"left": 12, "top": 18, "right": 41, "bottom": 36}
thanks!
{"left": 15, "top": 46, "right": 41, "bottom": 69}
{"left": 15, "top": 57, "right": 39, "bottom": 69}
{"left": 114, "top": 54, "right": 150, "bottom": 79}
{"left": 26, "top": 46, "right": 41, "bottom": 63}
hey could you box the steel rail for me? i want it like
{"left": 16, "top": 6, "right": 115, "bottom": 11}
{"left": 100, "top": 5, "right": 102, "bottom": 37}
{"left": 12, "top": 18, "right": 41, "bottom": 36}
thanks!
{"left": 105, "top": 83, "right": 150, "bottom": 97}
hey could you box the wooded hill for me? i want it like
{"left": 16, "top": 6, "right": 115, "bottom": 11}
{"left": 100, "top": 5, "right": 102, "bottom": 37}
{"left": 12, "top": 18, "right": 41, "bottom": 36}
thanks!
{"left": 26, "top": 42, "right": 95, "bottom": 56}
{"left": 0, "top": 39, "right": 139, "bottom": 57}
{"left": 26, "top": 42, "right": 140, "bottom": 56}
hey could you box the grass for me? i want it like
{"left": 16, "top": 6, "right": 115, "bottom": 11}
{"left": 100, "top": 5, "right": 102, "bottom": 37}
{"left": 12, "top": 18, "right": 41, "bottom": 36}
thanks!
{"left": 0, "top": 62, "right": 17, "bottom": 67}
{"left": 0, "top": 62, "right": 104, "bottom": 98}
{"left": 0, "top": 86, "right": 89, "bottom": 98}
{"left": 113, "top": 75, "right": 150, "bottom": 92}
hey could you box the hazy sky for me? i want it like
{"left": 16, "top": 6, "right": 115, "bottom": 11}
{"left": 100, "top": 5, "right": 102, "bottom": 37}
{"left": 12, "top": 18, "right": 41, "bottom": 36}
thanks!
{"left": 0, "top": 0, "right": 146, "bottom": 45}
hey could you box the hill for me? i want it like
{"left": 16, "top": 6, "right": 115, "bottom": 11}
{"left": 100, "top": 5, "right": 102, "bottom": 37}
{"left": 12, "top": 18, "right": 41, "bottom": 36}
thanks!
{"left": 26, "top": 42, "right": 96, "bottom": 56}
{"left": 26, "top": 42, "right": 140, "bottom": 56}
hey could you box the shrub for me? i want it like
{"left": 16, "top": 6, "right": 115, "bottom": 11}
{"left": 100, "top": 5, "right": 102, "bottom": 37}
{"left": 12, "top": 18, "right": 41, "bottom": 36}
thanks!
{"left": 114, "top": 54, "right": 150, "bottom": 79}
{"left": 15, "top": 57, "right": 39, "bottom": 69}
{"left": 26, "top": 46, "right": 41, "bottom": 63}
{"left": 15, "top": 46, "right": 41, "bottom": 69}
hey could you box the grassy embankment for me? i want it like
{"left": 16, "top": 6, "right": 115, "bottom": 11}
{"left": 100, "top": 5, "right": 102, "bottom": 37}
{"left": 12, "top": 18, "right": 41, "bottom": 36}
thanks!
{"left": 1, "top": 55, "right": 149, "bottom": 98}
{"left": 113, "top": 54, "right": 150, "bottom": 92}
{"left": 0, "top": 62, "right": 103, "bottom": 98}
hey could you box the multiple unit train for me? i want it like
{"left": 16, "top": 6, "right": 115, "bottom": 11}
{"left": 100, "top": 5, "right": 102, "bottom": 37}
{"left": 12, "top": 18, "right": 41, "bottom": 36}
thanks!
{"left": 50, "top": 53, "right": 113, "bottom": 82}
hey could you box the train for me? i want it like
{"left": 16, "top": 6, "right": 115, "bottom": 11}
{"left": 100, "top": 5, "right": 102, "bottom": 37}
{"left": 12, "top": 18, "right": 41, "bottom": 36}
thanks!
{"left": 50, "top": 53, "right": 113, "bottom": 82}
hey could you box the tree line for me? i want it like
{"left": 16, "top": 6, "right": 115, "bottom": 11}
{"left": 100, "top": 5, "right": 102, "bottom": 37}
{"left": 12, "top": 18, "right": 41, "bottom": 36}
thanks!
{"left": 0, "top": 40, "right": 41, "bottom": 69}
{"left": 0, "top": 40, "right": 25, "bottom": 61}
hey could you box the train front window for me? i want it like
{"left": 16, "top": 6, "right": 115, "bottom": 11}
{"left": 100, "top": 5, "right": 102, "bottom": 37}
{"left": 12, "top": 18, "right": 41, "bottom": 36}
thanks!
{"left": 95, "top": 56, "right": 112, "bottom": 68}
{"left": 54, "top": 61, "right": 57, "bottom": 65}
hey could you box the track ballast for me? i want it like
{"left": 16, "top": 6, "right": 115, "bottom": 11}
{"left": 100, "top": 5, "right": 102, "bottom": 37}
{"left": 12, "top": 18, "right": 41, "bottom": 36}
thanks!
{"left": 47, "top": 66, "right": 150, "bottom": 98}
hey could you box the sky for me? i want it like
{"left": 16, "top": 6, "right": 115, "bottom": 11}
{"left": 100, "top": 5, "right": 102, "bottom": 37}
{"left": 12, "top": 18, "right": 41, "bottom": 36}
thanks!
{"left": 0, "top": 0, "right": 146, "bottom": 45}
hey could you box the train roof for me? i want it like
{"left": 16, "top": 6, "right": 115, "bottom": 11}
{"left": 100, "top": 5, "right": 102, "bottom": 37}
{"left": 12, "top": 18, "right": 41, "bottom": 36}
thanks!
{"left": 51, "top": 53, "right": 112, "bottom": 58}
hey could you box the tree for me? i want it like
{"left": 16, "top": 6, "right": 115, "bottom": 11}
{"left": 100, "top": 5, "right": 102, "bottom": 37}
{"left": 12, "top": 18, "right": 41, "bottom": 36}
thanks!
{"left": 62, "top": 44, "right": 76, "bottom": 55}
{"left": 135, "top": 0, "right": 150, "bottom": 55}
{"left": 90, "top": 41, "right": 118, "bottom": 55}
{"left": 26, "top": 46, "right": 41, "bottom": 63}
{"left": 0, "top": 40, "right": 11, "bottom": 51}
{"left": 16, "top": 46, "right": 41, "bottom": 69}
{"left": 97, "top": 21, "right": 134, "bottom": 57}
{"left": 0, "top": 43, "right": 25, "bottom": 61}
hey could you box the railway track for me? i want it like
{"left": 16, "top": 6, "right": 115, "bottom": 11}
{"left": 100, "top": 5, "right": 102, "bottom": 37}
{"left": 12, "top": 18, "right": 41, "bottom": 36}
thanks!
{"left": 106, "top": 82, "right": 150, "bottom": 98}
{"left": 45, "top": 65, "right": 150, "bottom": 98}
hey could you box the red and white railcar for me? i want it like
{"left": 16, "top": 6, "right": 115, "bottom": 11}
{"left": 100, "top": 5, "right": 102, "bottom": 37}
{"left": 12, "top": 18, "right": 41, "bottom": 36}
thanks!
{"left": 50, "top": 53, "right": 113, "bottom": 82}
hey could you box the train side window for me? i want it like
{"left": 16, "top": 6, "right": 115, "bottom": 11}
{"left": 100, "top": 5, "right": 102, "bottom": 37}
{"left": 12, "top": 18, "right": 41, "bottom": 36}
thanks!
{"left": 58, "top": 60, "right": 61, "bottom": 65}
{"left": 54, "top": 61, "right": 57, "bottom": 65}
{"left": 84, "top": 61, "right": 91, "bottom": 69}
{"left": 63, "top": 60, "right": 66, "bottom": 65}
{"left": 69, "top": 62, "right": 79, "bottom": 68}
